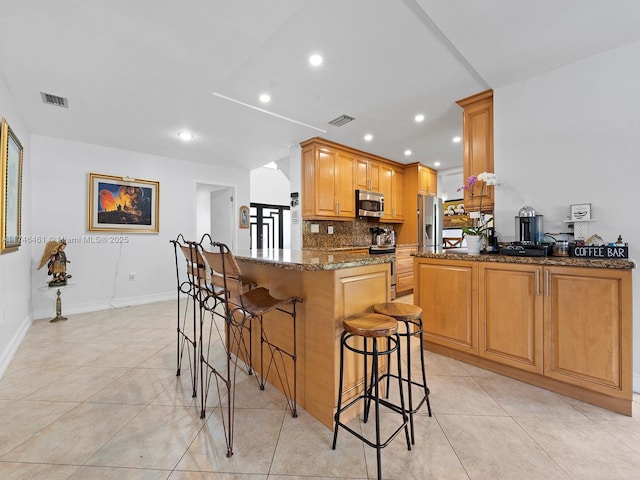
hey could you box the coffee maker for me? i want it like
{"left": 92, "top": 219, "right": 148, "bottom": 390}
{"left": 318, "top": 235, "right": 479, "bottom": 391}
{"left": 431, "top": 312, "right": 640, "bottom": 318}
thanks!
{"left": 515, "top": 206, "right": 543, "bottom": 244}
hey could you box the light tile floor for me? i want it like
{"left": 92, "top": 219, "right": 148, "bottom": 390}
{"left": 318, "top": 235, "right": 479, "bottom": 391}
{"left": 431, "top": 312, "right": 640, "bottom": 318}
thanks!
{"left": 1, "top": 297, "right": 640, "bottom": 479}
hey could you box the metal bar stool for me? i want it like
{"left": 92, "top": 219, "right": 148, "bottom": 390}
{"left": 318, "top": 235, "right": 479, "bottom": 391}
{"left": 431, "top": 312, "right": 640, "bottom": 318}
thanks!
{"left": 373, "top": 302, "right": 432, "bottom": 445}
{"left": 170, "top": 234, "right": 205, "bottom": 399}
{"left": 332, "top": 313, "right": 411, "bottom": 480}
{"left": 200, "top": 241, "right": 302, "bottom": 418}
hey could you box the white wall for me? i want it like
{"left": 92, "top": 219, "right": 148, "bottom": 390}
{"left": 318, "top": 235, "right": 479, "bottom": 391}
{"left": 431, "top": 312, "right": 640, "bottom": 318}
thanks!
{"left": 29, "top": 136, "right": 250, "bottom": 319}
{"left": 250, "top": 165, "right": 291, "bottom": 205}
{"left": 493, "top": 39, "right": 640, "bottom": 390}
{"left": 0, "top": 75, "right": 32, "bottom": 377}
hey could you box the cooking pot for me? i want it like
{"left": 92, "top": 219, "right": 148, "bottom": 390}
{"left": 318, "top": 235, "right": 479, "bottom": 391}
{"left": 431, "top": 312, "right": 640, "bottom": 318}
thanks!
{"left": 553, "top": 240, "right": 569, "bottom": 257}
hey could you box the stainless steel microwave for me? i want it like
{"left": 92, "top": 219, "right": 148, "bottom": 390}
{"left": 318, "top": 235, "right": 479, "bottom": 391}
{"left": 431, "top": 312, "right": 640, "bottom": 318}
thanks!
{"left": 356, "top": 190, "right": 384, "bottom": 218}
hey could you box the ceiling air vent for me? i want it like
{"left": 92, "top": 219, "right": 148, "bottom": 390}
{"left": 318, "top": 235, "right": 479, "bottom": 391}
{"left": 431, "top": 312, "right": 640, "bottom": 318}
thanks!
{"left": 328, "top": 114, "right": 355, "bottom": 127}
{"left": 40, "top": 92, "right": 69, "bottom": 108}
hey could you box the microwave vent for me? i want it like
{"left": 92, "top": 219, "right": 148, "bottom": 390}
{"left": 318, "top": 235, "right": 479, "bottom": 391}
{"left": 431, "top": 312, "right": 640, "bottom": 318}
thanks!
{"left": 328, "top": 114, "right": 355, "bottom": 127}
{"left": 40, "top": 92, "right": 69, "bottom": 108}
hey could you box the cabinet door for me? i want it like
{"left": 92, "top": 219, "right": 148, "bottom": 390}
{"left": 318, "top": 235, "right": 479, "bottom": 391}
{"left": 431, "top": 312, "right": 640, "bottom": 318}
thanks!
{"left": 335, "top": 153, "right": 356, "bottom": 217}
{"left": 479, "top": 263, "right": 543, "bottom": 373}
{"left": 393, "top": 168, "right": 404, "bottom": 220}
{"left": 315, "top": 148, "right": 339, "bottom": 216}
{"left": 355, "top": 158, "right": 369, "bottom": 191}
{"left": 543, "top": 266, "right": 632, "bottom": 398}
{"left": 426, "top": 168, "right": 437, "bottom": 196}
{"left": 415, "top": 259, "right": 478, "bottom": 354}
{"left": 457, "top": 90, "right": 494, "bottom": 212}
{"left": 379, "top": 163, "right": 393, "bottom": 220}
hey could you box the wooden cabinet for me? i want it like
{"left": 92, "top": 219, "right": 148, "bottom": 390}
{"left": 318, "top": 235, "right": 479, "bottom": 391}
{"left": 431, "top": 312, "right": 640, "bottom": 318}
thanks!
{"left": 395, "top": 245, "right": 417, "bottom": 295}
{"left": 355, "top": 158, "right": 381, "bottom": 192}
{"left": 414, "top": 257, "right": 478, "bottom": 355}
{"left": 479, "top": 263, "right": 543, "bottom": 374}
{"left": 301, "top": 137, "right": 405, "bottom": 222}
{"left": 378, "top": 164, "right": 404, "bottom": 222}
{"left": 301, "top": 140, "right": 355, "bottom": 219}
{"left": 418, "top": 165, "right": 437, "bottom": 196}
{"left": 397, "top": 163, "right": 437, "bottom": 244}
{"left": 415, "top": 255, "right": 633, "bottom": 415}
{"left": 543, "top": 266, "right": 632, "bottom": 400}
{"left": 456, "top": 90, "right": 494, "bottom": 212}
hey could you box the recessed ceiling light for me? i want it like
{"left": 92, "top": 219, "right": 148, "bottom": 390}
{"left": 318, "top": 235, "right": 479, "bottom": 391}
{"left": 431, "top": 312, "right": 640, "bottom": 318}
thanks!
{"left": 404, "top": 149, "right": 412, "bottom": 156}
{"left": 364, "top": 133, "right": 373, "bottom": 141}
{"left": 309, "top": 54, "right": 323, "bottom": 66}
{"left": 415, "top": 114, "right": 425, "bottom": 122}
{"left": 178, "top": 131, "right": 194, "bottom": 141}
{"left": 452, "top": 136, "right": 461, "bottom": 143}
{"left": 259, "top": 93, "right": 271, "bottom": 103}
{"left": 434, "top": 161, "right": 441, "bottom": 167}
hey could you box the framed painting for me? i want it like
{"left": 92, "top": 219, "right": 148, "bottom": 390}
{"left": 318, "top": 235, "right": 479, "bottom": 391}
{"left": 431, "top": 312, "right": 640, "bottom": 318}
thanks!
{"left": 570, "top": 203, "right": 591, "bottom": 221}
{"left": 88, "top": 173, "right": 159, "bottom": 232}
{"left": 239, "top": 205, "right": 250, "bottom": 229}
{"left": 1, "top": 118, "right": 23, "bottom": 253}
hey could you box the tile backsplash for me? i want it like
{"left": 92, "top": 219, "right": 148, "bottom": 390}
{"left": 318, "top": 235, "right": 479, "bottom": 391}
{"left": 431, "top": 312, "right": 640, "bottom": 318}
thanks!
{"left": 302, "top": 219, "right": 396, "bottom": 248}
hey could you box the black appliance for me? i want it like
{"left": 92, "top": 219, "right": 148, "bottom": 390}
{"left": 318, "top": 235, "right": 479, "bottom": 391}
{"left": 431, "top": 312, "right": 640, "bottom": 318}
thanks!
{"left": 515, "top": 205, "right": 544, "bottom": 244}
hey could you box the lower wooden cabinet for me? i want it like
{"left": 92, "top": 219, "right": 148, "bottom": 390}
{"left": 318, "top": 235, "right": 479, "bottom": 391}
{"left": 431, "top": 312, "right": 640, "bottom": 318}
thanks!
{"left": 415, "top": 256, "right": 633, "bottom": 415}
{"left": 479, "top": 263, "right": 543, "bottom": 374}
{"left": 544, "top": 266, "right": 632, "bottom": 398}
{"left": 414, "top": 257, "right": 478, "bottom": 355}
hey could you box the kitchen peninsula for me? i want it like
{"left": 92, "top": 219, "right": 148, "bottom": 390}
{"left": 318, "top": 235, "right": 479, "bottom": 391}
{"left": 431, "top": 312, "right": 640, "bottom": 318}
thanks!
{"left": 234, "top": 249, "right": 394, "bottom": 428}
{"left": 413, "top": 251, "right": 635, "bottom": 415}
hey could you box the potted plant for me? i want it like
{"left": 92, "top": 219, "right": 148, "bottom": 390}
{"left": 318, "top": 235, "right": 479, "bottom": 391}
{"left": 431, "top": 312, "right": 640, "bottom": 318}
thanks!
{"left": 457, "top": 172, "right": 500, "bottom": 254}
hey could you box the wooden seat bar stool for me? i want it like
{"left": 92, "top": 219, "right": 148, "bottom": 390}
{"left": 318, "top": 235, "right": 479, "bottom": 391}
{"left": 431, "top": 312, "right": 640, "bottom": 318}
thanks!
{"left": 332, "top": 313, "right": 411, "bottom": 480}
{"left": 199, "top": 242, "right": 302, "bottom": 418}
{"left": 373, "top": 302, "right": 432, "bottom": 445}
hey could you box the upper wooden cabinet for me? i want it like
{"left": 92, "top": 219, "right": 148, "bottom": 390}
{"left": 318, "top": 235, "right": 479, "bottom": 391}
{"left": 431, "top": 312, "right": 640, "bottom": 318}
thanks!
{"left": 301, "top": 137, "right": 405, "bottom": 221}
{"left": 302, "top": 140, "right": 355, "bottom": 219}
{"left": 355, "top": 158, "right": 381, "bottom": 192}
{"left": 456, "top": 90, "right": 494, "bottom": 212}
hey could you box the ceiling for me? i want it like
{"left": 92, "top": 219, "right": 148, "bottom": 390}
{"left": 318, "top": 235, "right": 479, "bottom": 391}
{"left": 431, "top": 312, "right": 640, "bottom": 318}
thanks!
{"left": 1, "top": 0, "right": 639, "bottom": 172}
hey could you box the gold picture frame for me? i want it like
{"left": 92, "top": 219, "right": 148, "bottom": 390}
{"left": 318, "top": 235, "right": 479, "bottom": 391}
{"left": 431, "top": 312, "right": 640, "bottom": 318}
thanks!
{"left": 88, "top": 173, "right": 159, "bottom": 232}
{"left": 239, "top": 205, "right": 250, "bottom": 229}
{"left": 1, "top": 118, "right": 23, "bottom": 253}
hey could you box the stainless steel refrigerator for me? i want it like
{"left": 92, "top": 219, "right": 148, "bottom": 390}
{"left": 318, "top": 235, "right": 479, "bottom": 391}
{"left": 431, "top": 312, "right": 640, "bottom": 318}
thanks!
{"left": 417, "top": 195, "right": 443, "bottom": 252}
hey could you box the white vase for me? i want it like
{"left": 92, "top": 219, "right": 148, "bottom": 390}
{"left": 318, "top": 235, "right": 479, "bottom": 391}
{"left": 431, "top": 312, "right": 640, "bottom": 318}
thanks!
{"left": 465, "top": 235, "right": 484, "bottom": 255}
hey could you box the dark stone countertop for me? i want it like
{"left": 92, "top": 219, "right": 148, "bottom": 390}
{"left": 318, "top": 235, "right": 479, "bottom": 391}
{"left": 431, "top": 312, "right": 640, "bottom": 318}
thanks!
{"left": 413, "top": 251, "right": 636, "bottom": 270}
{"left": 234, "top": 249, "right": 394, "bottom": 271}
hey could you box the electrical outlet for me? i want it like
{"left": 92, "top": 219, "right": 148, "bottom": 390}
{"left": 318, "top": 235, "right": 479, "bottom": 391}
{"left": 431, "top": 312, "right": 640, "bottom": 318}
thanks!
{"left": 310, "top": 224, "right": 319, "bottom": 233}
{"left": 129, "top": 272, "right": 136, "bottom": 281}
{"left": 328, "top": 226, "right": 334, "bottom": 234}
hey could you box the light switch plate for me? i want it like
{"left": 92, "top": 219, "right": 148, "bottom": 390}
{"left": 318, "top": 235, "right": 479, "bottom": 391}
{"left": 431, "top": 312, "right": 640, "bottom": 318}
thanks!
{"left": 328, "top": 226, "right": 334, "bottom": 234}
{"left": 310, "top": 224, "right": 319, "bottom": 233}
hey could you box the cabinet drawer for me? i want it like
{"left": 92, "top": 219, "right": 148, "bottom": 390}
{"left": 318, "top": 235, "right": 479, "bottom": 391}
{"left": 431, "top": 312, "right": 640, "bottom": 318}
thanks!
{"left": 396, "top": 257, "right": 413, "bottom": 274}
{"left": 396, "top": 273, "right": 413, "bottom": 294}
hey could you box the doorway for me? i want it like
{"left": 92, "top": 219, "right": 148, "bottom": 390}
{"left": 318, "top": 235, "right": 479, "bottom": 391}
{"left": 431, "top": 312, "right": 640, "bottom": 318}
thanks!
{"left": 250, "top": 203, "right": 290, "bottom": 249}
{"left": 195, "top": 183, "right": 235, "bottom": 249}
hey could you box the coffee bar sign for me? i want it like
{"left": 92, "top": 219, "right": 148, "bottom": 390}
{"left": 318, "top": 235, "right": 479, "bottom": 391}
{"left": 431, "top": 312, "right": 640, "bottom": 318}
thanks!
{"left": 570, "top": 245, "right": 629, "bottom": 259}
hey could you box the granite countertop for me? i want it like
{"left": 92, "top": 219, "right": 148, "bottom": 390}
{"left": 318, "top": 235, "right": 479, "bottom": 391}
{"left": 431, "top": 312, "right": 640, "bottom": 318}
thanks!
{"left": 234, "top": 249, "right": 394, "bottom": 271}
{"left": 413, "top": 250, "right": 636, "bottom": 269}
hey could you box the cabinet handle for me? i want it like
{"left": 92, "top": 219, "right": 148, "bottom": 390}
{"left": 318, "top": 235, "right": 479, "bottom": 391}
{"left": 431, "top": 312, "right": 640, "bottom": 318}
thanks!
{"left": 535, "top": 269, "right": 540, "bottom": 296}
{"left": 545, "top": 270, "right": 549, "bottom": 297}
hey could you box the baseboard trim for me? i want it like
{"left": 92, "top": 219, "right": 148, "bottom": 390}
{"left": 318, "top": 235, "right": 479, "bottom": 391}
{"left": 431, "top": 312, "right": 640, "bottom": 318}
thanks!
{"left": 0, "top": 314, "right": 32, "bottom": 378}
{"left": 32, "top": 291, "right": 176, "bottom": 320}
